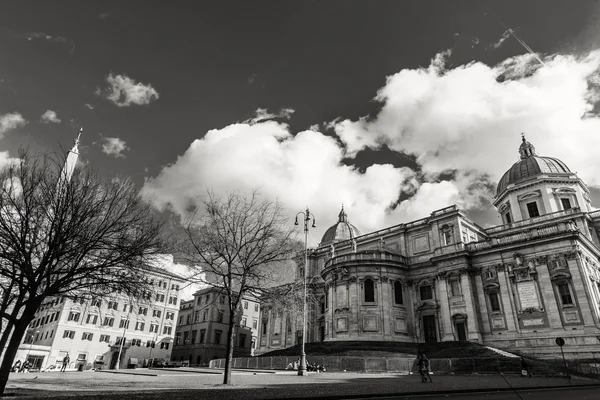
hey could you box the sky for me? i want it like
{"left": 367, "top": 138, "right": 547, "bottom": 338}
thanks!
{"left": 2, "top": 1, "right": 600, "bottom": 294}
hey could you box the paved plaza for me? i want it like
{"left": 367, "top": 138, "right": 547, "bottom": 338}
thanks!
{"left": 3, "top": 368, "right": 600, "bottom": 399}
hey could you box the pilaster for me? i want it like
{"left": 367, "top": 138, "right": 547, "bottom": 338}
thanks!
{"left": 436, "top": 276, "right": 454, "bottom": 341}
{"left": 460, "top": 272, "right": 482, "bottom": 342}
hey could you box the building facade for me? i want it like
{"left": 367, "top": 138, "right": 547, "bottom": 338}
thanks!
{"left": 171, "top": 287, "right": 260, "bottom": 366}
{"left": 257, "top": 137, "right": 600, "bottom": 359}
{"left": 18, "top": 267, "right": 185, "bottom": 370}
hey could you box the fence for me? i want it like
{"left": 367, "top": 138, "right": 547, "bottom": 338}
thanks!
{"left": 209, "top": 356, "right": 528, "bottom": 375}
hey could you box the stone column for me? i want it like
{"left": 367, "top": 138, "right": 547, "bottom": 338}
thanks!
{"left": 572, "top": 254, "right": 598, "bottom": 326}
{"left": 497, "top": 266, "right": 517, "bottom": 332}
{"left": 436, "top": 276, "right": 454, "bottom": 341}
{"left": 460, "top": 271, "right": 482, "bottom": 342}
{"left": 474, "top": 275, "right": 491, "bottom": 334}
{"left": 537, "top": 262, "right": 563, "bottom": 329}
{"left": 380, "top": 277, "right": 389, "bottom": 338}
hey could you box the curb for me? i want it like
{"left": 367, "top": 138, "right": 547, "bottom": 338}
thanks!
{"left": 95, "top": 370, "right": 158, "bottom": 377}
{"left": 275, "top": 382, "right": 600, "bottom": 400}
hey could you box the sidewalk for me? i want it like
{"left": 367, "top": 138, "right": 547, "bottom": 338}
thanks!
{"left": 5, "top": 369, "right": 600, "bottom": 399}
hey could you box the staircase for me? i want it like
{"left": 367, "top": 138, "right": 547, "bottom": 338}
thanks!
{"left": 485, "top": 346, "right": 520, "bottom": 358}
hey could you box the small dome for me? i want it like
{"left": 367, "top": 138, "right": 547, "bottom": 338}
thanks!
{"left": 496, "top": 134, "right": 572, "bottom": 196}
{"left": 320, "top": 206, "right": 361, "bottom": 246}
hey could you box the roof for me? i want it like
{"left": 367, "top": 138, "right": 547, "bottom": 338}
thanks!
{"left": 320, "top": 206, "right": 362, "bottom": 246}
{"left": 496, "top": 136, "right": 572, "bottom": 196}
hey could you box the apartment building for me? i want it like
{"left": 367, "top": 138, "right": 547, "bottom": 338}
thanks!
{"left": 18, "top": 266, "right": 185, "bottom": 370}
{"left": 171, "top": 287, "right": 260, "bottom": 366}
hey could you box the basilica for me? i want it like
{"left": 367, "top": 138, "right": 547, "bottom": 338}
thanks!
{"left": 256, "top": 136, "right": 600, "bottom": 359}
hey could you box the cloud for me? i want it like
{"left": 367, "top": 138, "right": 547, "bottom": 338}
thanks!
{"left": 20, "top": 31, "right": 75, "bottom": 55}
{"left": 492, "top": 29, "right": 512, "bottom": 49}
{"left": 84, "top": 103, "right": 94, "bottom": 110}
{"left": 243, "top": 108, "right": 295, "bottom": 124}
{"left": 148, "top": 255, "right": 206, "bottom": 301}
{"left": 0, "top": 112, "right": 27, "bottom": 138}
{"left": 142, "top": 122, "right": 417, "bottom": 244}
{"left": 142, "top": 48, "right": 600, "bottom": 245}
{"left": 98, "top": 74, "right": 159, "bottom": 107}
{"left": 101, "top": 137, "right": 129, "bottom": 158}
{"left": 98, "top": 12, "right": 111, "bottom": 20}
{"left": 40, "top": 110, "right": 61, "bottom": 124}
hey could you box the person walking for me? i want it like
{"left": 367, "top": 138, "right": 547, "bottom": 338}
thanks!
{"left": 61, "top": 354, "right": 70, "bottom": 372}
{"left": 521, "top": 357, "right": 532, "bottom": 378}
{"left": 417, "top": 354, "right": 433, "bottom": 383}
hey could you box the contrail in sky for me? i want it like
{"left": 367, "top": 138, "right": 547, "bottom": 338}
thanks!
{"left": 500, "top": 22, "right": 546, "bottom": 66}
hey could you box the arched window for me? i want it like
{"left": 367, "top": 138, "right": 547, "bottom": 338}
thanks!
{"left": 364, "top": 279, "right": 375, "bottom": 302}
{"left": 394, "top": 281, "right": 403, "bottom": 305}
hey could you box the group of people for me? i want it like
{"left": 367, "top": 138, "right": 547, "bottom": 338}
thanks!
{"left": 416, "top": 354, "right": 433, "bottom": 383}
{"left": 11, "top": 360, "right": 31, "bottom": 373}
{"left": 286, "top": 359, "right": 326, "bottom": 372}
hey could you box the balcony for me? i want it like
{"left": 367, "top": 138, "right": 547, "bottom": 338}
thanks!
{"left": 485, "top": 208, "right": 580, "bottom": 235}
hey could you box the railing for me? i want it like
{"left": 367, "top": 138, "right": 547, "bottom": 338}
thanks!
{"left": 209, "top": 356, "right": 549, "bottom": 375}
{"left": 486, "top": 208, "right": 580, "bottom": 234}
{"left": 430, "top": 205, "right": 459, "bottom": 217}
{"left": 324, "top": 251, "right": 407, "bottom": 269}
{"left": 467, "top": 221, "right": 577, "bottom": 252}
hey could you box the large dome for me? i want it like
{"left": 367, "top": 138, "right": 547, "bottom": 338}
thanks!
{"left": 496, "top": 135, "right": 571, "bottom": 196}
{"left": 320, "top": 206, "right": 361, "bottom": 246}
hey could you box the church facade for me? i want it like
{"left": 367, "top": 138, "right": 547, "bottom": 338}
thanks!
{"left": 257, "top": 137, "right": 600, "bottom": 359}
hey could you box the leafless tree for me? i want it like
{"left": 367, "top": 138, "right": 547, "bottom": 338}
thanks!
{"left": 179, "top": 190, "right": 300, "bottom": 385}
{"left": 0, "top": 149, "right": 166, "bottom": 394}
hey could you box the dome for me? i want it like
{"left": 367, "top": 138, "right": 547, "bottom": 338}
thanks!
{"left": 320, "top": 206, "right": 362, "bottom": 246}
{"left": 496, "top": 135, "right": 572, "bottom": 196}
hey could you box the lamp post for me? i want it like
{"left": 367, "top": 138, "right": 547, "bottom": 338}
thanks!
{"left": 25, "top": 330, "right": 39, "bottom": 365}
{"left": 294, "top": 207, "right": 316, "bottom": 376}
{"left": 116, "top": 303, "right": 132, "bottom": 370}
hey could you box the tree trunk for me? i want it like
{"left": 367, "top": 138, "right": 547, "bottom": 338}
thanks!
{"left": 0, "top": 301, "right": 40, "bottom": 395}
{"left": 223, "top": 311, "right": 236, "bottom": 385}
{"left": 0, "top": 321, "right": 14, "bottom": 365}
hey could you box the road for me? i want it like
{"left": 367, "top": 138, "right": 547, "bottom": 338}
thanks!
{"left": 352, "top": 386, "right": 600, "bottom": 400}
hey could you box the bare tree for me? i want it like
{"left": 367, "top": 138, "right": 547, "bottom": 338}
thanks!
{"left": 179, "top": 190, "right": 300, "bottom": 385}
{"left": 0, "top": 150, "right": 166, "bottom": 394}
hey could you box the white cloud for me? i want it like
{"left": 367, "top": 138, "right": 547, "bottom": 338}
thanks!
{"left": 0, "top": 112, "right": 27, "bottom": 138}
{"left": 243, "top": 108, "right": 295, "bottom": 124}
{"left": 23, "top": 32, "right": 68, "bottom": 44}
{"left": 101, "top": 137, "right": 129, "bottom": 158}
{"left": 492, "top": 29, "right": 512, "bottom": 49}
{"left": 84, "top": 103, "right": 94, "bottom": 110}
{"left": 142, "top": 48, "right": 600, "bottom": 245}
{"left": 142, "top": 121, "right": 416, "bottom": 245}
{"left": 148, "top": 254, "right": 207, "bottom": 301}
{"left": 98, "top": 12, "right": 111, "bottom": 20}
{"left": 334, "top": 50, "right": 600, "bottom": 186}
{"left": 40, "top": 110, "right": 61, "bottom": 124}
{"left": 99, "top": 74, "right": 159, "bottom": 107}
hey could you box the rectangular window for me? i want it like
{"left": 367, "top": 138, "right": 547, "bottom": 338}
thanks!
{"left": 194, "top": 311, "right": 200, "bottom": 323}
{"left": 505, "top": 212, "right": 512, "bottom": 224}
{"left": 197, "top": 296, "right": 202, "bottom": 305}
{"left": 199, "top": 329, "right": 206, "bottom": 343}
{"left": 67, "top": 312, "right": 80, "bottom": 322}
{"left": 163, "top": 326, "right": 172, "bottom": 335}
{"left": 217, "top": 312, "right": 224, "bottom": 323}
{"left": 119, "top": 319, "right": 130, "bottom": 329}
{"left": 86, "top": 314, "right": 98, "bottom": 324}
{"left": 150, "top": 323, "right": 159, "bottom": 333}
{"left": 450, "top": 280, "right": 461, "bottom": 297}
{"left": 241, "top": 317, "right": 247, "bottom": 326}
{"left": 262, "top": 322, "right": 267, "bottom": 335}
{"left": 442, "top": 231, "right": 452, "bottom": 246}
{"left": 557, "top": 282, "right": 573, "bottom": 306}
{"left": 561, "top": 198, "right": 572, "bottom": 210}
{"left": 244, "top": 301, "right": 248, "bottom": 309}
{"left": 103, "top": 317, "right": 114, "bottom": 327}
{"left": 99, "top": 334, "right": 110, "bottom": 343}
{"left": 191, "top": 330, "right": 197, "bottom": 344}
{"left": 254, "top": 304, "right": 259, "bottom": 312}
{"left": 186, "top": 314, "right": 192, "bottom": 325}
{"left": 135, "top": 322, "right": 145, "bottom": 331}
{"left": 252, "top": 319, "right": 258, "bottom": 329}
{"left": 526, "top": 201, "right": 540, "bottom": 218}
{"left": 202, "top": 310, "right": 208, "bottom": 321}
{"left": 239, "top": 333, "right": 246, "bottom": 348}
{"left": 214, "top": 330, "right": 222, "bottom": 344}
{"left": 420, "top": 285, "right": 433, "bottom": 301}
{"left": 489, "top": 292, "right": 501, "bottom": 312}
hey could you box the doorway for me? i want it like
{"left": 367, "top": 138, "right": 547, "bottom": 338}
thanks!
{"left": 110, "top": 352, "right": 119, "bottom": 369}
{"left": 422, "top": 315, "right": 437, "bottom": 343}
{"left": 455, "top": 322, "right": 467, "bottom": 341}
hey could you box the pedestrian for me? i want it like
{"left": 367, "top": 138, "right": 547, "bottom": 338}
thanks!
{"left": 417, "top": 354, "right": 432, "bottom": 383}
{"left": 12, "top": 360, "right": 21, "bottom": 373}
{"left": 61, "top": 354, "right": 70, "bottom": 372}
{"left": 521, "top": 357, "right": 532, "bottom": 378}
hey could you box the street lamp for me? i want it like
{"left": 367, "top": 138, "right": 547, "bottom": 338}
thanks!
{"left": 294, "top": 207, "right": 316, "bottom": 376}
{"left": 25, "top": 330, "right": 39, "bottom": 365}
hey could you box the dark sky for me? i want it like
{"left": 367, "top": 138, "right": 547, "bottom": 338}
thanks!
{"left": 0, "top": 0, "right": 599, "bottom": 229}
